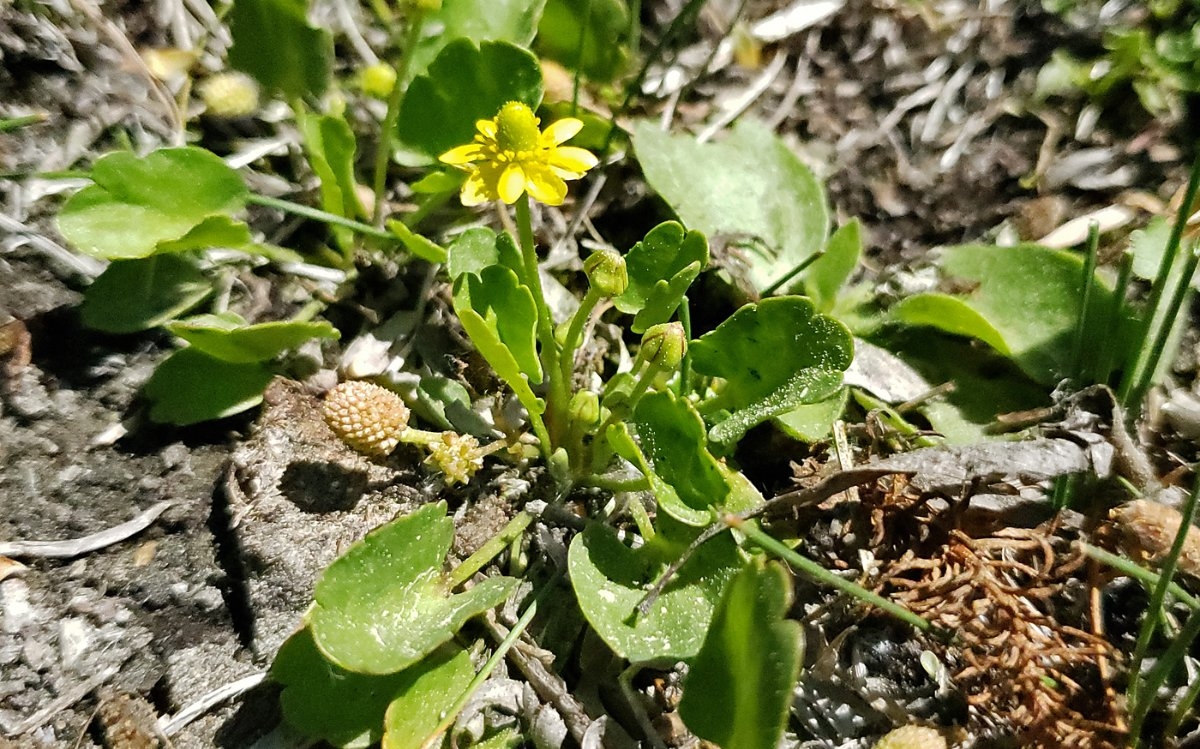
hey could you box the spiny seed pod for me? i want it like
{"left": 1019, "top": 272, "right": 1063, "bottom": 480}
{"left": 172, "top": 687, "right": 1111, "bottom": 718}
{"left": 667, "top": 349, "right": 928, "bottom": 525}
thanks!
{"left": 873, "top": 726, "right": 946, "bottom": 749}
{"left": 198, "top": 71, "right": 260, "bottom": 118}
{"left": 584, "top": 249, "right": 628, "bottom": 297}
{"left": 323, "top": 381, "right": 410, "bottom": 457}
{"left": 1110, "top": 499, "right": 1200, "bottom": 578}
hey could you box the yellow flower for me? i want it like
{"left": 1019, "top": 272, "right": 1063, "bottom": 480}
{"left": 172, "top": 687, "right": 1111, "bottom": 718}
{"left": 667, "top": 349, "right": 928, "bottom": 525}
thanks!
{"left": 439, "top": 101, "right": 598, "bottom": 207}
{"left": 425, "top": 432, "right": 488, "bottom": 485}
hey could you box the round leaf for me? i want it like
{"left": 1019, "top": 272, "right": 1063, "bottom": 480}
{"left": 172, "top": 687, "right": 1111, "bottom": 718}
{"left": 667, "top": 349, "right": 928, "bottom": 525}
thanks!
{"left": 228, "top": 0, "right": 332, "bottom": 98}
{"left": 382, "top": 646, "right": 475, "bottom": 749}
{"left": 81, "top": 255, "right": 213, "bottom": 333}
{"left": 167, "top": 314, "right": 339, "bottom": 363}
{"left": 143, "top": 347, "right": 274, "bottom": 425}
{"left": 407, "top": 0, "right": 546, "bottom": 84}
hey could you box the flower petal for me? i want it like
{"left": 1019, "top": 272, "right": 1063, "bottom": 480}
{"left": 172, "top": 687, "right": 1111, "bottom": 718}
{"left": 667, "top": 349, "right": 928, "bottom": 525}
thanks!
{"left": 476, "top": 119, "right": 498, "bottom": 139}
{"left": 460, "top": 172, "right": 491, "bottom": 206}
{"left": 546, "top": 146, "right": 599, "bottom": 176}
{"left": 497, "top": 164, "right": 527, "bottom": 204}
{"left": 524, "top": 164, "right": 567, "bottom": 206}
{"left": 439, "top": 144, "right": 483, "bottom": 165}
{"left": 542, "top": 118, "right": 584, "bottom": 145}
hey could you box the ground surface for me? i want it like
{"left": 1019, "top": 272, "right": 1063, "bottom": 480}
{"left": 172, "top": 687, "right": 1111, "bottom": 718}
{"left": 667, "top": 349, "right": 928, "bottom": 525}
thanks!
{"left": 0, "top": 0, "right": 1194, "bottom": 747}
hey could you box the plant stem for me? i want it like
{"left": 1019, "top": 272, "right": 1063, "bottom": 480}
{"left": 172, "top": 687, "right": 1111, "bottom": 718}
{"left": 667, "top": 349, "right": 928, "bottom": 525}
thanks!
{"left": 559, "top": 286, "right": 602, "bottom": 392}
{"left": 1069, "top": 221, "right": 1100, "bottom": 382}
{"left": 728, "top": 514, "right": 930, "bottom": 632}
{"left": 1128, "top": 479, "right": 1200, "bottom": 711}
{"left": 762, "top": 247, "right": 826, "bottom": 297}
{"left": 1129, "top": 606, "right": 1200, "bottom": 743}
{"left": 0, "top": 113, "right": 47, "bottom": 132}
{"left": 449, "top": 511, "right": 533, "bottom": 588}
{"left": 1081, "top": 543, "right": 1200, "bottom": 610}
{"left": 371, "top": 11, "right": 425, "bottom": 225}
{"left": 677, "top": 295, "right": 692, "bottom": 395}
{"left": 246, "top": 193, "right": 398, "bottom": 242}
{"left": 1095, "top": 251, "right": 1134, "bottom": 384}
{"left": 516, "top": 195, "right": 568, "bottom": 447}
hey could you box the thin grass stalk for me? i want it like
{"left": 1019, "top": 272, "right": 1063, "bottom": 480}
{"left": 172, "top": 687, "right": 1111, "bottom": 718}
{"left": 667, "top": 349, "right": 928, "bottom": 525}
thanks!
{"left": 1069, "top": 221, "right": 1101, "bottom": 381}
{"left": 1120, "top": 151, "right": 1200, "bottom": 412}
{"left": 1095, "top": 251, "right": 1134, "bottom": 384}
{"left": 1129, "top": 607, "right": 1200, "bottom": 744}
{"left": 1166, "top": 663, "right": 1200, "bottom": 736}
{"left": 1082, "top": 543, "right": 1200, "bottom": 610}
{"left": 1128, "top": 479, "right": 1200, "bottom": 709}
{"left": 371, "top": 12, "right": 425, "bottom": 225}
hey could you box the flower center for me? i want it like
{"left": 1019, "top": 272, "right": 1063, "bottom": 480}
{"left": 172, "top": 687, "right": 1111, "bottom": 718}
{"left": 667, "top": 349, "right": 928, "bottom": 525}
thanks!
{"left": 494, "top": 102, "right": 541, "bottom": 153}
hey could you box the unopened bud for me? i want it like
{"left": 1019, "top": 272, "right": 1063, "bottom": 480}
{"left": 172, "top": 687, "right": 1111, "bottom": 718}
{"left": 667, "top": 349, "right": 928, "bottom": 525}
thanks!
{"left": 568, "top": 390, "right": 601, "bottom": 427}
{"left": 584, "top": 249, "right": 628, "bottom": 297}
{"left": 198, "top": 71, "right": 260, "bottom": 118}
{"left": 359, "top": 62, "right": 397, "bottom": 99}
{"left": 639, "top": 322, "right": 686, "bottom": 371}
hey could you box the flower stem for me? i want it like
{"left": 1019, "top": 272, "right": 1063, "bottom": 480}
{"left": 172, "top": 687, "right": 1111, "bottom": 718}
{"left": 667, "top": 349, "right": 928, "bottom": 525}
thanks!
{"left": 559, "top": 286, "right": 602, "bottom": 390}
{"left": 246, "top": 193, "right": 397, "bottom": 242}
{"left": 371, "top": 11, "right": 425, "bottom": 225}
{"left": 448, "top": 511, "right": 533, "bottom": 588}
{"left": 516, "top": 195, "right": 569, "bottom": 449}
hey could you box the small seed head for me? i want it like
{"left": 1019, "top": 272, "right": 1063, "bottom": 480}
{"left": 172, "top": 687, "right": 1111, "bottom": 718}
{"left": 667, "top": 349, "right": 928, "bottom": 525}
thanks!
{"left": 323, "top": 380, "right": 410, "bottom": 457}
{"left": 425, "top": 432, "right": 487, "bottom": 485}
{"left": 639, "top": 322, "right": 687, "bottom": 371}
{"left": 873, "top": 726, "right": 946, "bottom": 749}
{"left": 359, "top": 62, "right": 397, "bottom": 99}
{"left": 495, "top": 101, "right": 541, "bottom": 152}
{"left": 198, "top": 72, "right": 260, "bottom": 118}
{"left": 584, "top": 249, "right": 628, "bottom": 297}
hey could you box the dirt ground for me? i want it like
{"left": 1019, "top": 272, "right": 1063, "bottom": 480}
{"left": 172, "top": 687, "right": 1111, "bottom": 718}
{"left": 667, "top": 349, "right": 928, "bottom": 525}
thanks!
{"left": 0, "top": 0, "right": 1191, "bottom": 746}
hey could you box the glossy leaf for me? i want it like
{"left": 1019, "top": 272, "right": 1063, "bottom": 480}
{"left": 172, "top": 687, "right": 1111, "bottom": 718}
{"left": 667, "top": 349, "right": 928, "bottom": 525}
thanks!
{"left": 453, "top": 265, "right": 542, "bottom": 385}
{"left": 613, "top": 222, "right": 708, "bottom": 333}
{"left": 81, "top": 255, "right": 212, "bottom": 333}
{"left": 274, "top": 627, "right": 418, "bottom": 748}
{"left": 775, "top": 388, "right": 849, "bottom": 442}
{"left": 679, "top": 560, "right": 802, "bottom": 749}
{"left": 228, "top": 0, "right": 332, "bottom": 98}
{"left": 167, "top": 312, "right": 339, "bottom": 363}
{"left": 397, "top": 40, "right": 543, "bottom": 164}
{"left": 889, "top": 244, "right": 1115, "bottom": 384}
{"left": 310, "top": 502, "right": 517, "bottom": 675}
{"left": 299, "top": 111, "right": 364, "bottom": 249}
{"left": 568, "top": 517, "right": 741, "bottom": 663}
{"left": 633, "top": 119, "right": 828, "bottom": 294}
{"left": 446, "top": 228, "right": 523, "bottom": 281}
{"left": 537, "top": 0, "right": 630, "bottom": 81}
{"left": 58, "top": 148, "right": 248, "bottom": 259}
{"left": 143, "top": 347, "right": 274, "bottom": 425}
{"left": 691, "top": 296, "right": 853, "bottom": 445}
{"left": 381, "top": 646, "right": 475, "bottom": 749}
{"left": 805, "top": 219, "right": 861, "bottom": 313}
{"left": 407, "top": 0, "right": 546, "bottom": 83}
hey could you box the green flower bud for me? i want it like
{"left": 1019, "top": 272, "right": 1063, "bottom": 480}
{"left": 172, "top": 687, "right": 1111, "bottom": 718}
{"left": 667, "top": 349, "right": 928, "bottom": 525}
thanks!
{"left": 359, "top": 62, "right": 397, "bottom": 99}
{"left": 639, "top": 322, "right": 686, "bottom": 371}
{"left": 584, "top": 249, "right": 628, "bottom": 297}
{"left": 568, "top": 390, "right": 601, "bottom": 427}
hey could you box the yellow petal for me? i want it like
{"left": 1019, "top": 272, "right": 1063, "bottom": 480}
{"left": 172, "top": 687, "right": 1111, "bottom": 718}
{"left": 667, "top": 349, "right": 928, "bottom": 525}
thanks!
{"left": 547, "top": 146, "right": 599, "bottom": 176}
{"left": 524, "top": 164, "right": 567, "bottom": 206}
{"left": 476, "top": 119, "right": 498, "bottom": 139}
{"left": 542, "top": 118, "right": 584, "bottom": 145}
{"left": 497, "top": 164, "right": 527, "bottom": 204}
{"left": 439, "top": 144, "right": 482, "bottom": 165}
{"left": 460, "top": 172, "right": 491, "bottom": 206}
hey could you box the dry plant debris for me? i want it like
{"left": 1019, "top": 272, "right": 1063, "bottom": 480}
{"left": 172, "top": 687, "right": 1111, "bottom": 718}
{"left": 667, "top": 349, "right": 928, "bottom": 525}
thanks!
{"left": 879, "top": 526, "right": 1125, "bottom": 748}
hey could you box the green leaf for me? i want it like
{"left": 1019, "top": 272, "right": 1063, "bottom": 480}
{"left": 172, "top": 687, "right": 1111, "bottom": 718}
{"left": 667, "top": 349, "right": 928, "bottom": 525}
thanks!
{"left": 81, "top": 255, "right": 213, "bottom": 333}
{"left": 407, "top": 0, "right": 547, "bottom": 83}
{"left": 632, "top": 119, "right": 829, "bottom": 294}
{"left": 166, "top": 313, "right": 339, "bottom": 363}
{"left": 804, "top": 219, "right": 861, "bottom": 313}
{"left": 691, "top": 296, "right": 853, "bottom": 445}
{"left": 679, "top": 560, "right": 802, "bottom": 749}
{"left": 889, "top": 244, "right": 1115, "bottom": 384}
{"left": 58, "top": 148, "right": 248, "bottom": 259}
{"left": 310, "top": 502, "right": 517, "bottom": 675}
{"left": 381, "top": 646, "right": 475, "bottom": 749}
{"left": 273, "top": 627, "right": 421, "bottom": 748}
{"left": 536, "top": 0, "right": 630, "bottom": 81}
{"left": 774, "top": 388, "right": 849, "bottom": 442}
{"left": 568, "top": 517, "right": 741, "bottom": 663}
{"left": 397, "top": 40, "right": 544, "bottom": 164}
{"left": 299, "top": 111, "right": 364, "bottom": 249}
{"left": 608, "top": 391, "right": 730, "bottom": 526}
{"left": 446, "top": 228, "right": 523, "bottom": 280}
{"left": 613, "top": 222, "right": 708, "bottom": 333}
{"left": 387, "top": 220, "right": 448, "bottom": 263}
{"left": 453, "top": 265, "right": 543, "bottom": 385}
{"left": 143, "top": 347, "right": 274, "bottom": 425}
{"left": 228, "top": 0, "right": 332, "bottom": 98}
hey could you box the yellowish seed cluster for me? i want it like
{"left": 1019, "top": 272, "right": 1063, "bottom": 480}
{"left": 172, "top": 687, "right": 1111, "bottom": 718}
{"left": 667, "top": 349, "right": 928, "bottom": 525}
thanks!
{"left": 323, "top": 381, "right": 410, "bottom": 457}
{"left": 198, "top": 72, "right": 260, "bottom": 118}
{"left": 425, "top": 432, "right": 486, "bottom": 485}
{"left": 873, "top": 726, "right": 946, "bottom": 749}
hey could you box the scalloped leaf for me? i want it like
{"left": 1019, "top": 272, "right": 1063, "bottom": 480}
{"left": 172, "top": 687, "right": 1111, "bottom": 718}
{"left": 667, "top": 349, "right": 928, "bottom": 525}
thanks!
{"left": 166, "top": 312, "right": 339, "bottom": 363}
{"left": 613, "top": 221, "right": 708, "bottom": 333}
{"left": 58, "top": 148, "right": 248, "bottom": 259}
{"left": 310, "top": 502, "right": 517, "bottom": 675}
{"left": 397, "top": 40, "right": 543, "bottom": 164}
{"left": 81, "top": 255, "right": 212, "bottom": 333}
{"left": 679, "top": 560, "right": 802, "bottom": 749}
{"left": 632, "top": 119, "right": 828, "bottom": 294}
{"left": 568, "top": 516, "right": 741, "bottom": 663}
{"left": 143, "top": 347, "right": 274, "bottom": 425}
{"left": 691, "top": 296, "right": 853, "bottom": 445}
{"left": 407, "top": 0, "right": 546, "bottom": 84}
{"left": 453, "top": 264, "right": 543, "bottom": 389}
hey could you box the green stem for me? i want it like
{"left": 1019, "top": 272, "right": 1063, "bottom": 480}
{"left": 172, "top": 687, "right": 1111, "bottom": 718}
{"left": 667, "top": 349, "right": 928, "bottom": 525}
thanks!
{"left": 1069, "top": 221, "right": 1100, "bottom": 382}
{"left": 516, "top": 195, "right": 568, "bottom": 446}
{"left": 372, "top": 11, "right": 426, "bottom": 225}
{"left": 448, "top": 511, "right": 533, "bottom": 588}
{"left": 291, "top": 299, "right": 324, "bottom": 323}
{"left": 1129, "top": 607, "right": 1200, "bottom": 744}
{"left": 762, "top": 247, "right": 826, "bottom": 297}
{"left": 1081, "top": 543, "right": 1200, "bottom": 610}
{"left": 559, "top": 287, "right": 603, "bottom": 392}
{"left": 246, "top": 193, "right": 398, "bottom": 242}
{"left": 577, "top": 474, "right": 650, "bottom": 493}
{"left": 1095, "top": 251, "right": 1134, "bottom": 384}
{"left": 591, "top": 360, "right": 665, "bottom": 463}
{"left": 729, "top": 514, "right": 931, "bottom": 632}
{"left": 1128, "top": 479, "right": 1200, "bottom": 709}
{"left": 677, "top": 295, "right": 692, "bottom": 395}
{"left": 0, "top": 113, "right": 47, "bottom": 132}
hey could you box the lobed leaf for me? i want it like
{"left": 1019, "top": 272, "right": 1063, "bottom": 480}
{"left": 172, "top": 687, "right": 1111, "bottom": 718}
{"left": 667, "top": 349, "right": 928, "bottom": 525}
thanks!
{"left": 309, "top": 502, "right": 517, "bottom": 675}
{"left": 453, "top": 265, "right": 542, "bottom": 384}
{"left": 407, "top": 0, "right": 547, "bottom": 84}
{"left": 381, "top": 646, "right": 475, "bottom": 749}
{"left": 613, "top": 221, "right": 708, "bottom": 333}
